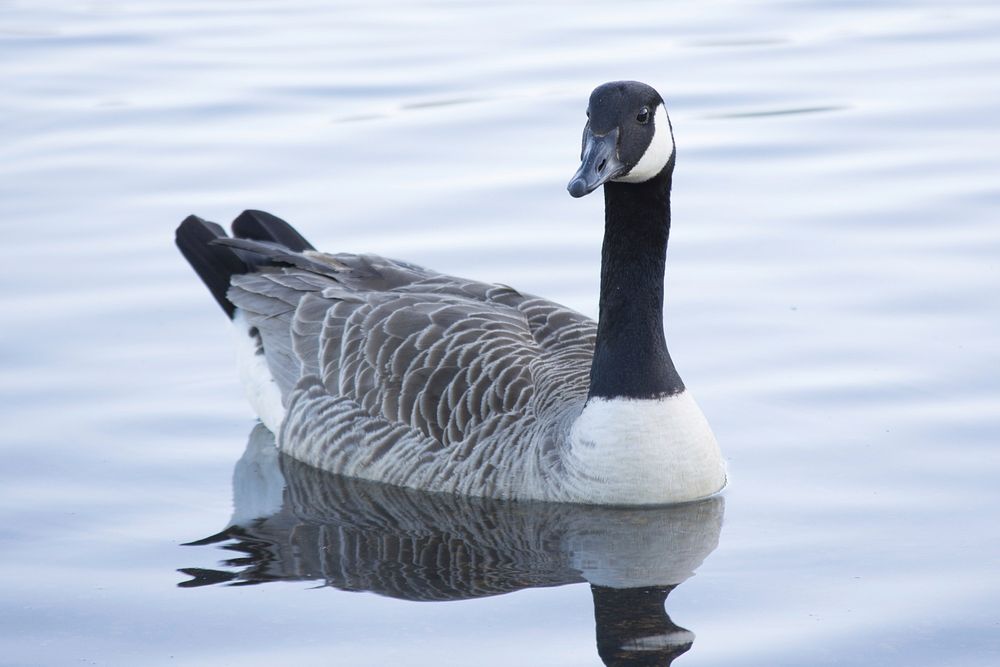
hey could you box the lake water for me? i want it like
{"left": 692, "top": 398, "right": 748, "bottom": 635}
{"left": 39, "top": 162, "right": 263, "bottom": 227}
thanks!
{"left": 2, "top": 1, "right": 998, "bottom": 665}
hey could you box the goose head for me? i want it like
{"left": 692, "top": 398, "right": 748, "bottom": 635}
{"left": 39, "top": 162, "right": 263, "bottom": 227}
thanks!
{"left": 567, "top": 81, "right": 676, "bottom": 198}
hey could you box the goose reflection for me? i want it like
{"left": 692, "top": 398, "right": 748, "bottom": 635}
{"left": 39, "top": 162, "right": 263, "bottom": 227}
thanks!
{"left": 181, "top": 426, "right": 724, "bottom": 666}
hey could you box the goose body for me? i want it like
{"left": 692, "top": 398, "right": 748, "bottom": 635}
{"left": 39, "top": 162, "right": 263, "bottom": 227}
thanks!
{"left": 176, "top": 81, "right": 726, "bottom": 505}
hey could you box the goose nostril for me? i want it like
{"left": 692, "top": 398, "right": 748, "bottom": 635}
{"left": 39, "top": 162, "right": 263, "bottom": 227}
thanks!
{"left": 597, "top": 158, "right": 607, "bottom": 173}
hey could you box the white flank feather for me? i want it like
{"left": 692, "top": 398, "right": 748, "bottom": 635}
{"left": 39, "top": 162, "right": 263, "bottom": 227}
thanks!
{"left": 233, "top": 311, "right": 286, "bottom": 434}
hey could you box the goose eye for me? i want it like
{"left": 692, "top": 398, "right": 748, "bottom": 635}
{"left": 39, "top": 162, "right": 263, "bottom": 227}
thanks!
{"left": 636, "top": 107, "right": 650, "bottom": 124}
{"left": 586, "top": 109, "right": 590, "bottom": 118}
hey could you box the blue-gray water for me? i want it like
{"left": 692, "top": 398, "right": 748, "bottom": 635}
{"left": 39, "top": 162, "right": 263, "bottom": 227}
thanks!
{"left": 2, "top": 1, "right": 999, "bottom": 665}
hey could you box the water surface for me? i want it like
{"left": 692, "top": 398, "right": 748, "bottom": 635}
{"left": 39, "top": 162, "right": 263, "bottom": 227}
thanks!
{"left": 1, "top": 1, "right": 999, "bottom": 665}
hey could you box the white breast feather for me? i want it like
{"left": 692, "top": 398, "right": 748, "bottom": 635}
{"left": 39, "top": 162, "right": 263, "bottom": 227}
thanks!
{"left": 567, "top": 391, "right": 726, "bottom": 504}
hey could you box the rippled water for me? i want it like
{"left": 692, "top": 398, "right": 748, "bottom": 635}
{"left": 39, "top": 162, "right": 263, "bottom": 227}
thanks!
{"left": 2, "top": 1, "right": 999, "bottom": 665}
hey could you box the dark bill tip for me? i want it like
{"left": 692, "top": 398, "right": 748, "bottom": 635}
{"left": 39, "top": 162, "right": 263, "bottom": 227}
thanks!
{"left": 567, "top": 127, "right": 623, "bottom": 198}
{"left": 567, "top": 177, "right": 591, "bottom": 198}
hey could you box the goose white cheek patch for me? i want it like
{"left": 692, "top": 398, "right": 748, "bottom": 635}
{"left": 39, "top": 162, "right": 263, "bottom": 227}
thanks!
{"left": 614, "top": 104, "right": 674, "bottom": 183}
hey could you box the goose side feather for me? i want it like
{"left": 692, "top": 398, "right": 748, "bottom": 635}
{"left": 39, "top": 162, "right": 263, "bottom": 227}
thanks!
{"left": 221, "top": 242, "right": 597, "bottom": 499}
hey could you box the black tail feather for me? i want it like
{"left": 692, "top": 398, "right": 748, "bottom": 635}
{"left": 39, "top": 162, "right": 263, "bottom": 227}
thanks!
{"left": 232, "top": 209, "right": 315, "bottom": 252}
{"left": 176, "top": 210, "right": 317, "bottom": 319}
{"left": 175, "top": 215, "right": 249, "bottom": 318}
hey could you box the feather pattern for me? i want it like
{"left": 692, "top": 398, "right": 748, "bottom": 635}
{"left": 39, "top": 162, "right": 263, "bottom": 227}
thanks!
{"left": 223, "top": 244, "right": 597, "bottom": 500}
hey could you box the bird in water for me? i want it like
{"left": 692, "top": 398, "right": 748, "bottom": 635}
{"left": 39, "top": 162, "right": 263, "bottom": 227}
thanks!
{"left": 175, "top": 80, "right": 726, "bottom": 505}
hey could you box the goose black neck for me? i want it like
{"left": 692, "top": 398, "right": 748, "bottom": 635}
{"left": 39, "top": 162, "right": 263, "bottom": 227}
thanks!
{"left": 589, "top": 164, "right": 684, "bottom": 400}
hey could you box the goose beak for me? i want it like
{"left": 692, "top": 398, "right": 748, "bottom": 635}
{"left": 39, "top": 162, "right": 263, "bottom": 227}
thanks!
{"left": 567, "top": 127, "right": 625, "bottom": 198}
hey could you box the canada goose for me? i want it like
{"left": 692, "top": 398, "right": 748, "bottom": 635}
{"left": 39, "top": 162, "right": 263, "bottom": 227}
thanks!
{"left": 175, "top": 80, "right": 726, "bottom": 504}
